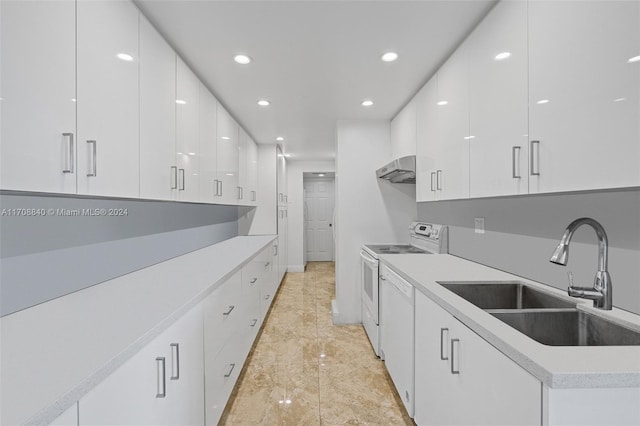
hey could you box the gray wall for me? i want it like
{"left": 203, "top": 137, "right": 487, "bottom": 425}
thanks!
{"left": 417, "top": 188, "right": 640, "bottom": 314}
{"left": 1, "top": 192, "right": 240, "bottom": 316}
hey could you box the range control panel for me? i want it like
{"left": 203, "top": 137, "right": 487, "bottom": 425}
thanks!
{"left": 411, "top": 222, "right": 444, "bottom": 240}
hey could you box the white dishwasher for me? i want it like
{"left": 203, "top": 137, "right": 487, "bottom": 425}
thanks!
{"left": 379, "top": 263, "right": 415, "bottom": 417}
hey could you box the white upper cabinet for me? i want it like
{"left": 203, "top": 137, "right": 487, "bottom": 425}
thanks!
{"left": 390, "top": 97, "right": 417, "bottom": 159}
{"left": 139, "top": 16, "right": 177, "bottom": 201}
{"left": 216, "top": 104, "right": 240, "bottom": 204}
{"left": 76, "top": 0, "right": 139, "bottom": 198}
{"left": 435, "top": 44, "right": 470, "bottom": 200}
{"left": 416, "top": 78, "right": 439, "bottom": 202}
{"left": 199, "top": 84, "right": 218, "bottom": 203}
{"left": 528, "top": 0, "right": 640, "bottom": 193}
{"left": 1, "top": 0, "right": 77, "bottom": 193}
{"left": 176, "top": 58, "right": 200, "bottom": 202}
{"left": 469, "top": 1, "right": 529, "bottom": 198}
{"left": 238, "top": 129, "right": 258, "bottom": 206}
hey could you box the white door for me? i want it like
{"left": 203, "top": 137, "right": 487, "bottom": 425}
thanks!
{"left": 0, "top": 0, "right": 77, "bottom": 193}
{"left": 304, "top": 178, "right": 335, "bottom": 262}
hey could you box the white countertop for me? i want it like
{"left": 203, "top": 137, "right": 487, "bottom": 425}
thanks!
{"left": 379, "top": 254, "right": 640, "bottom": 390}
{"left": 0, "top": 235, "right": 276, "bottom": 426}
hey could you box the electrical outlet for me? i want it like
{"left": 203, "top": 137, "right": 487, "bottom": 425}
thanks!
{"left": 475, "top": 217, "right": 485, "bottom": 234}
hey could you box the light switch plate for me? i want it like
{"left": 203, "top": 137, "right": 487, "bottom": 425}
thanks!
{"left": 475, "top": 217, "right": 485, "bottom": 234}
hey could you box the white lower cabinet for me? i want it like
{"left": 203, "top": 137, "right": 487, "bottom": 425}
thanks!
{"left": 414, "top": 291, "right": 541, "bottom": 426}
{"left": 79, "top": 304, "right": 204, "bottom": 425}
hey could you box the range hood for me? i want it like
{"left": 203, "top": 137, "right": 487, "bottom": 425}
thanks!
{"left": 376, "top": 155, "right": 416, "bottom": 183}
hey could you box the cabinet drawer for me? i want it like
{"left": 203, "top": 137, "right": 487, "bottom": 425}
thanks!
{"left": 205, "top": 337, "right": 245, "bottom": 425}
{"left": 203, "top": 271, "right": 243, "bottom": 358}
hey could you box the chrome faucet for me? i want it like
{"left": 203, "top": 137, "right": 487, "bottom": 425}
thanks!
{"left": 549, "top": 217, "right": 612, "bottom": 310}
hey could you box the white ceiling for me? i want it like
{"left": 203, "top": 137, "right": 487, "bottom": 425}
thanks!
{"left": 135, "top": 0, "right": 497, "bottom": 161}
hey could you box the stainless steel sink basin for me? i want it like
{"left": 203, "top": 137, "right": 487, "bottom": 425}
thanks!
{"left": 490, "top": 309, "right": 640, "bottom": 346}
{"left": 439, "top": 281, "right": 576, "bottom": 310}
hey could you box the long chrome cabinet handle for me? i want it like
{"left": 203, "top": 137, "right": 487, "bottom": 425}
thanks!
{"left": 252, "top": 190, "right": 256, "bottom": 201}
{"left": 156, "top": 357, "right": 166, "bottom": 398}
{"left": 430, "top": 172, "right": 436, "bottom": 192}
{"left": 436, "top": 170, "right": 442, "bottom": 190}
{"left": 171, "top": 166, "right": 178, "bottom": 189}
{"left": 530, "top": 140, "right": 540, "bottom": 176}
{"left": 170, "top": 343, "right": 180, "bottom": 380}
{"left": 223, "top": 305, "right": 235, "bottom": 316}
{"left": 273, "top": 245, "right": 278, "bottom": 256}
{"left": 450, "top": 338, "right": 460, "bottom": 374}
{"left": 86, "top": 140, "right": 97, "bottom": 177}
{"left": 237, "top": 186, "right": 242, "bottom": 200}
{"left": 62, "top": 133, "right": 74, "bottom": 173}
{"left": 179, "top": 169, "right": 185, "bottom": 190}
{"left": 512, "top": 146, "right": 521, "bottom": 179}
{"left": 224, "top": 363, "right": 236, "bottom": 378}
{"left": 440, "top": 328, "right": 449, "bottom": 360}
{"left": 218, "top": 180, "right": 223, "bottom": 197}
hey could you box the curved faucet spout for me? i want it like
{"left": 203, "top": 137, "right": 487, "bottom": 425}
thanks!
{"left": 549, "top": 218, "right": 612, "bottom": 310}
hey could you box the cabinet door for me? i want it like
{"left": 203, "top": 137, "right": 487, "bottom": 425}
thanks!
{"left": 416, "top": 78, "right": 439, "bottom": 202}
{"left": 77, "top": 0, "right": 139, "bottom": 198}
{"left": 1, "top": 0, "right": 76, "bottom": 193}
{"left": 246, "top": 137, "right": 259, "bottom": 205}
{"left": 469, "top": 1, "right": 529, "bottom": 198}
{"left": 238, "top": 128, "right": 250, "bottom": 205}
{"left": 390, "top": 98, "right": 417, "bottom": 159}
{"left": 80, "top": 305, "right": 204, "bottom": 425}
{"left": 435, "top": 45, "right": 470, "bottom": 200}
{"left": 198, "top": 84, "right": 218, "bottom": 203}
{"left": 528, "top": 0, "right": 640, "bottom": 193}
{"left": 216, "top": 105, "right": 239, "bottom": 204}
{"left": 176, "top": 58, "right": 200, "bottom": 202}
{"left": 415, "top": 292, "right": 541, "bottom": 426}
{"left": 139, "top": 15, "right": 177, "bottom": 201}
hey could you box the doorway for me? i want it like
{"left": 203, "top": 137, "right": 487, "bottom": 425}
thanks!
{"left": 303, "top": 176, "right": 335, "bottom": 262}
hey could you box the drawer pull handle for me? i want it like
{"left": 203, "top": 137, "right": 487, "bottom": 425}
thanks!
{"left": 224, "top": 363, "right": 236, "bottom": 378}
{"left": 264, "top": 294, "right": 270, "bottom": 300}
{"left": 250, "top": 319, "right": 258, "bottom": 327}
{"left": 223, "top": 305, "right": 235, "bottom": 316}
{"left": 156, "top": 357, "right": 166, "bottom": 398}
{"left": 250, "top": 277, "right": 258, "bottom": 284}
{"left": 170, "top": 343, "right": 180, "bottom": 380}
{"left": 440, "top": 328, "right": 449, "bottom": 360}
{"left": 451, "top": 338, "right": 460, "bottom": 374}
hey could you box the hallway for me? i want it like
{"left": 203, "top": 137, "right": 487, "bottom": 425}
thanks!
{"left": 221, "top": 262, "right": 413, "bottom": 425}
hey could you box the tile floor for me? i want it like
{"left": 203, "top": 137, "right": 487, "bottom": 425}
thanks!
{"left": 220, "top": 262, "right": 414, "bottom": 425}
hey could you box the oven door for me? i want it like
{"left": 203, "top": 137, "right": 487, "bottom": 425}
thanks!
{"left": 360, "top": 249, "right": 379, "bottom": 323}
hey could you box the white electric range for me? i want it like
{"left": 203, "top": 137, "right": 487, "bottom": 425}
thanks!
{"left": 360, "top": 222, "right": 448, "bottom": 356}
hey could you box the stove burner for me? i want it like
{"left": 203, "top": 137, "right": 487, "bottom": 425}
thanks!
{"left": 365, "top": 244, "right": 428, "bottom": 255}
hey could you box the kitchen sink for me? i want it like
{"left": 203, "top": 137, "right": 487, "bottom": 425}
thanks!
{"left": 439, "top": 281, "right": 576, "bottom": 310}
{"left": 489, "top": 309, "right": 640, "bottom": 346}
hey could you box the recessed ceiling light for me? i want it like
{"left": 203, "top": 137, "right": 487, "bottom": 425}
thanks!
{"left": 116, "top": 53, "right": 134, "bottom": 62}
{"left": 613, "top": 97, "right": 626, "bottom": 102}
{"left": 437, "top": 100, "right": 448, "bottom": 106}
{"left": 221, "top": 136, "right": 231, "bottom": 140}
{"left": 257, "top": 99, "right": 271, "bottom": 107}
{"left": 627, "top": 55, "right": 640, "bottom": 63}
{"left": 381, "top": 52, "right": 398, "bottom": 62}
{"left": 463, "top": 135, "right": 476, "bottom": 140}
{"left": 318, "top": 174, "right": 325, "bottom": 177}
{"left": 233, "top": 54, "right": 251, "bottom": 65}
{"left": 188, "top": 152, "right": 196, "bottom": 156}
{"left": 361, "top": 100, "right": 374, "bottom": 107}
{"left": 494, "top": 52, "right": 511, "bottom": 60}
{"left": 536, "top": 99, "right": 550, "bottom": 104}
{"left": 276, "top": 136, "right": 285, "bottom": 141}
{"left": 175, "top": 99, "right": 186, "bottom": 105}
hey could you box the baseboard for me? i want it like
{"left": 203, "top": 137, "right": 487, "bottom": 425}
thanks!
{"left": 331, "top": 299, "right": 340, "bottom": 324}
{"left": 287, "top": 265, "right": 305, "bottom": 273}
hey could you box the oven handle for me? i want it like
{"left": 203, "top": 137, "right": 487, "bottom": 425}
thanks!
{"left": 360, "top": 250, "right": 378, "bottom": 267}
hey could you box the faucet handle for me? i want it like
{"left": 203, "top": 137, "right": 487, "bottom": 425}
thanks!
{"left": 567, "top": 271, "right": 575, "bottom": 288}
